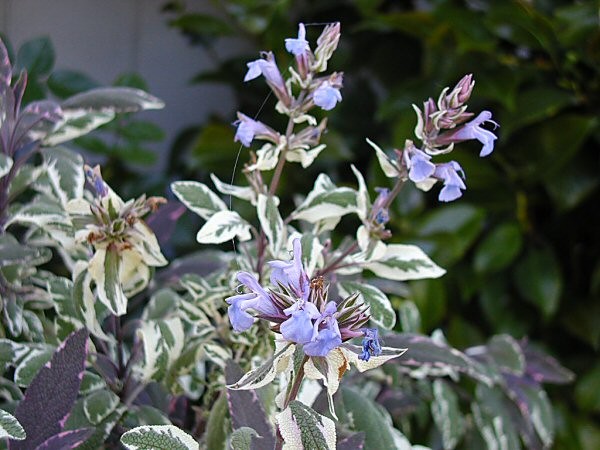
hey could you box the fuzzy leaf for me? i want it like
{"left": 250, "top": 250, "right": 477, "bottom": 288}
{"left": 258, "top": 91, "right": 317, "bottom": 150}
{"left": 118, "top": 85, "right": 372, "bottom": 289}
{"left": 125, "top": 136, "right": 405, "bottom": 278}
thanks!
{"left": 195, "top": 210, "right": 251, "bottom": 244}
{"left": 229, "top": 427, "right": 259, "bottom": 450}
{"left": 227, "top": 344, "right": 294, "bottom": 391}
{"left": 338, "top": 281, "right": 396, "bottom": 330}
{"left": 0, "top": 409, "right": 25, "bottom": 440}
{"left": 34, "top": 428, "right": 94, "bottom": 450}
{"left": 83, "top": 389, "right": 120, "bottom": 425}
{"left": 171, "top": 181, "right": 227, "bottom": 220}
{"left": 204, "top": 392, "right": 228, "bottom": 450}
{"left": 120, "top": 425, "right": 199, "bottom": 450}
{"left": 365, "top": 244, "right": 446, "bottom": 281}
{"left": 225, "top": 360, "right": 275, "bottom": 449}
{"left": 276, "top": 401, "right": 336, "bottom": 450}
{"left": 11, "top": 329, "right": 88, "bottom": 450}
{"left": 257, "top": 194, "right": 285, "bottom": 255}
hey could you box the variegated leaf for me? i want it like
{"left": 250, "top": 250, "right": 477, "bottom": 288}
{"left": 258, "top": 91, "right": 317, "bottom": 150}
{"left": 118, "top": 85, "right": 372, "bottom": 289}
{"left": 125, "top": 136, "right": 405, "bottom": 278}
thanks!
{"left": 365, "top": 244, "right": 446, "bottom": 281}
{"left": 0, "top": 409, "right": 25, "bottom": 440}
{"left": 7, "top": 197, "right": 69, "bottom": 228}
{"left": 431, "top": 379, "right": 465, "bottom": 450}
{"left": 247, "top": 142, "right": 282, "bottom": 171}
{"left": 303, "top": 350, "right": 350, "bottom": 419}
{"left": 14, "top": 347, "right": 54, "bottom": 387}
{"left": 292, "top": 174, "right": 357, "bottom": 223}
{"left": 350, "top": 165, "right": 370, "bottom": 221}
{"left": 83, "top": 390, "right": 120, "bottom": 425}
{"left": 299, "top": 233, "right": 323, "bottom": 277}
{"left": 171, "top": 181, "right": 227, "bottom": 220}
{"left": 257, "top": 194, "right": 285, "bottom": 256}
{"left": 36, "top": 146, "right": 84, "bottom": 206}
{"left": 286, "top": 144, "right": 326, "bottom": 168}
{"left": 195, "top": 210, "right": 251, "bottom": 244}
{"left": 42, "top": 110, "right": 115, "bottom": 146}
{"left": 120, "top": 425, "right": 198, "bottom": 450}
{"left": 210, "top": 173, "right": 256, "bottom": 205}
{"left": 72, "top": 269, "right": 111, "bottom": 342}
{"left": 0, "top": 154, "right": 13, "bottom": 179}
{"left": 136, "top": 317, "right": 185, "bottom": 382}
{"left": 276, "top": 401, "right": 336, "bottom": 450}
{"left": 339, "top": 344, "right": 407, "bottom": 372}
{"left": 366, "top": 138, "right": 399, "bottom": 178}
{"left": 338, "top": 281, "right": 396, "bottom": 330}
{"left": 88, "top": 247, "right": 127, "bottom": 316}
{"left": 228, "top": 343, "right": 295, "bottom": 391}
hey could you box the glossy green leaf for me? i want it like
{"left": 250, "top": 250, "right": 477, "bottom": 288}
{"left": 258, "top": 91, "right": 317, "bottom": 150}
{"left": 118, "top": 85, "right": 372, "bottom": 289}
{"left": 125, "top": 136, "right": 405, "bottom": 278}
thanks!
{"left": 474, "top": 222, "right": 522, "bottom": 274}
{"left": 16, "top": 37, "right": 54, "bottom": 76}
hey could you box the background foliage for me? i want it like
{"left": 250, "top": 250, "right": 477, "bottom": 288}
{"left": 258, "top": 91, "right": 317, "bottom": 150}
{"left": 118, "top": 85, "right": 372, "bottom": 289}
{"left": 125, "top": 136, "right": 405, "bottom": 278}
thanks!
{"left": 162, "top": 0, "right": 599, "bottom": 448}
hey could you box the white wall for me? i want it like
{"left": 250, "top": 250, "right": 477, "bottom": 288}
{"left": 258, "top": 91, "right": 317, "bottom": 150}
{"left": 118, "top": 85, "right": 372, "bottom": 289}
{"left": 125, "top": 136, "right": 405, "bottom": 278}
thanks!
{"left": 0, "top": 0, "right": 239, "bottom": 169}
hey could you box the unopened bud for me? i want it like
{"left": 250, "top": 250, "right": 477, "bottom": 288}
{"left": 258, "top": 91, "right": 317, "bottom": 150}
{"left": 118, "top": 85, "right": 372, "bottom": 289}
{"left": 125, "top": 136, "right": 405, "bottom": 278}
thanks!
{"left": 313, "top": 22, "right": 341, "bottom": 73}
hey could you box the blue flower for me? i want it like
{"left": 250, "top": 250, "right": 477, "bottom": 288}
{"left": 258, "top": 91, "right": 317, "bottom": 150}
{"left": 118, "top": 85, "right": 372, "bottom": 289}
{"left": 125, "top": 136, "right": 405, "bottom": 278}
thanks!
{"left": 359, "top": 328, "right": 382, "bottom": 361}
{"left": 233, "top": 113, "right": 272, "bottom": 147}
{"left": 304, "top": 302, "right": 342, "bottom": 356}
{"left": 84, "top": 165, "right": 108, "bottom": 198}
{"left": 285, "top": 23, "right": 310, "bottom": 56}
{"left": 226, "top": 272, "right": 277, "bottom": 332}
{"left": 268, "top": 239, "right": 310, "bottom": 300}
{"left": 407, "top": 148, "right": 436, "bottom": 183}
{"left": 313, "top": 81, "right": 342, "bottom": 111}
{"left": 434, "top": 161, "right": 466, "bottom": 202}
{"left": 280, "top": 300, "right": 321, "bottom": 344}
{"left": 450, "top": 111, "right": 498, "bottom": 157}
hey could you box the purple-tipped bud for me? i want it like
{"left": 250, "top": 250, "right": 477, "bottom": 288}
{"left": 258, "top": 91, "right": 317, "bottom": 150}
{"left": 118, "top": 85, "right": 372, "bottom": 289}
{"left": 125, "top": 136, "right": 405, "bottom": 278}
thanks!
{"left": 84, "top": 164, "right": 108, "bottom": 198}
{"left": 313, "top": 22, "right": 341, "bottom": 72}
{"left": 453, "top": 73, "right": 474, "bottom": 105}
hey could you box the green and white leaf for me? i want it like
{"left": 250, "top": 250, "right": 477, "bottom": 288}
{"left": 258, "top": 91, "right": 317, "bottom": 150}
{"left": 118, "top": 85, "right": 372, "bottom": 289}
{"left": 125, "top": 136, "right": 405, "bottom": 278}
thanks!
{"left": 351, "top": 164, "right": 370, "bottom": 221}
{"left": 487, "top": 334, "right": 525, "bottom": 375}
{"left": 399, "top": 301, "right": 421, "bottom": 333}
{"left": 340, "top": 344, "right": 407, "bottom": 372}
{"left": 257, "top": 194, "right": 285, "bottom": 256}
{"left": 431, "top": 379, "right": 465, "bottom": 450}
{"left": 247, "top": 142, "right": 282, "bottom": 171}
{"left": 7, "top": 196, "right": 69, "bottom": 228}
{"left": 286, "top": 144, "right": 326, "bottom": 168}
{"left": 365, "top": 243, "right": 446, "bottom": 281}
{"left": 303, "top": 350, "right": 348, "bottom": 419}
{"left": 36, "top": 146, "right": 84, "bottom": 205}
{"left": 72, "top": 268, "right": 112, "bottom": 342}
{"left": 292, "top": 174, "right": 357, "bottom": 223}
{"left": 196, "top": 210, "right": 251, "bottom": 244}
{"left": 62, "top": 87, "right": 164, "bottom": 113}
{"left": 42, "top": 110, "right": 115, "bottom": 146}
{"left": 84, "top": 389, "right": 120, "bottom": 425}
{"left": 229, "top": 427, "right": 259, "bottom": 450}
{"left": 366, "top": 138, "right": 399, "bottom": 178}
{"left": 202, "top": 343, "right": 232, "bottom": 369}
{"left": 171, "top": 181, "right": 227, "bottom": 220}
{"left": 136, "top": 317, "right": 185, "bottom": 382}
{"left": 121, "top": 425, "right": 198, "bottom": 450}
{"left": 88, "top": 247, "right": 128, "bottom": 316}
{"left": 228, "top": 343, "right": 294, "bottom": 391}
{"left": 276, "top": 401, "right": 336, "bottom": 450}
{"left": 0, "top": 154, "right": 13, "bottom": 179}
{"left": 210, "top": 173, "right": 256, "bottom": 205}
{"left": 338, "top": 281, "right": 396, "bottom": 330}
{"left": 299, "top": 233, "right": 324, "bottom": 277}
{"left": 0, "top": 408, "right": 26, "bottom": 440}
{"left": 472, "top": 385, "right": 521, "bottom": 450}
{"left": 14, "top": 347, "right": 54, "bottom": 387}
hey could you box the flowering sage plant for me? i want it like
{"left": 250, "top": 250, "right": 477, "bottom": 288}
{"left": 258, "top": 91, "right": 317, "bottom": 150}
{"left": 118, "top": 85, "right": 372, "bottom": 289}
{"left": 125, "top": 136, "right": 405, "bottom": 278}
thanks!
{"left": 0, "top": 18, "right": 574, "bottom": 450}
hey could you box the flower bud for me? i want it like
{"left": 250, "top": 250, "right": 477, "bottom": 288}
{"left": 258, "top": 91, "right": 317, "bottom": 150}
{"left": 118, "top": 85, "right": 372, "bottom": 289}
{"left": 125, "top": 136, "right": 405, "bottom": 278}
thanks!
{"left": 313, "top": 22, "right": 341, "bottom": 73}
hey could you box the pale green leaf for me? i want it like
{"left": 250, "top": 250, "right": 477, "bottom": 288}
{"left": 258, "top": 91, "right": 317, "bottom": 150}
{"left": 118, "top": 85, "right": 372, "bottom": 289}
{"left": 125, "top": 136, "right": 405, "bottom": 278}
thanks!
{"left": 171, "top": 181, "right": 227, "bottom": 220}
{"left": 0, "top": 408, "right": 26, "bottom": 440}
{"left": 83, "top": 389, "right": 120, "bottom": 425}
{"left": 365, "top": 244, "right": 446, "bottom": 281}
{"left": 366, "top": 138, "right": 399, "bottom": 178}
{"left": 120, "top": 425, "right": 198, "bottom": 450}
{"left": 257, "top": 194, "right": 285, "bottom": 255}
{"left": 195, "top": 210, "right": 251, "bottom": 244}
{"left": 338, "top": 281, "right": 396, "bottom": 329}
{"left": 229, "top": 427, "right": 259, "bottom": 450}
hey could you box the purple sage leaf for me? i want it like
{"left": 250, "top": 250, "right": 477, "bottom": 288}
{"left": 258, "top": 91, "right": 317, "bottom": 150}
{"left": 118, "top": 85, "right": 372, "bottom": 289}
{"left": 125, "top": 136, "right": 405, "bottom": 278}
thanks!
{"left": 225, "top": 360, "right": 275, "bottom": 450}
{"left": 10, "top": 328, "right": 89, "bottom": 450}
{"left": 33, "top": 428, "right": 94, "bottom": 450}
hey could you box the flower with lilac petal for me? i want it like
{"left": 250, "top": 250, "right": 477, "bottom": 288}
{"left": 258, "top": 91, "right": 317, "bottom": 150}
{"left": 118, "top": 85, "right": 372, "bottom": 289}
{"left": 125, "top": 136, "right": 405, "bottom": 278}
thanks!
{"left": 370, "top": 187, "right": 390, "bottom": 225}
{"left": 434, "top": 161, "right": 466, "bottom": 202}
{"left": 446, "top": 110, "right": 498, "bottom": 157}
{"left": 407, "top": 148, "right": 436, "bottom": 183}
{"left": 285, "top": 23, "right": 310, "bottom": 56}
{"left": 268, "top": 239, "right": 310, "bottom": 300}
{"left": 304, "top": 302, "right": 342, "bottom": 356}
{"left": 234, "top": 113, "right": 274, "bottom": 147}
{"left": 244, "top": 59, "right": 263, "bottom": 82}
{"left": 313, "top": 81, "right": 342, "bottom": 111}
{"left": 280, "top": 300, "right": 321, "bottom": 344}
{"left": 226, "top": 271, "right": 277, "bottom": 332}
{"left": 84, "top": 164, "right": 108, "bottom": 198}
{"left": 359, "top": 328, "right": 382, "bottom": 361}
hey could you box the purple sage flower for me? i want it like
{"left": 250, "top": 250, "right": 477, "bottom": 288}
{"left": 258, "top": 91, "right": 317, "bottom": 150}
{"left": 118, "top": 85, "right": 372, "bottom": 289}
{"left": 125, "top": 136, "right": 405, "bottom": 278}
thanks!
{"left": 444, "top": 111, "right": 499, "bottom": 157}
{"left": 84, "top": 165, "right": 108, "bottom": 198}
{"left": 304, "top": 302, "right": 342, "bottom": 356}
{"left": 285, "top": 23, "right": 310, "bottom": 56}
{"left": 434, "top": 161, "right": 466, "bottom": 202}
{"left": 370, "top": 187, "right": 390, "bottom": 225}
{"left": 313, "top": 81, "right": 342, "bottom": 111}
{"left": 407, "top": 148, "right": 436, "bottom": 183}
{"left": 243, "top": 52, "right": 291, "bottom": 107}
{"left": 268, "top": 238, "right": 310, "bottom": 300}
{"left": 226, "top": 272, "right": 277, "bottom": 332}
{"left": 359, "top": 328, "right": 382, "bottom": 361}
{"left": 280, "top": 299, "right": 321, "bottom": 344}
{"left": 233, "top": 112, "right": 277, "bottom": 147}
